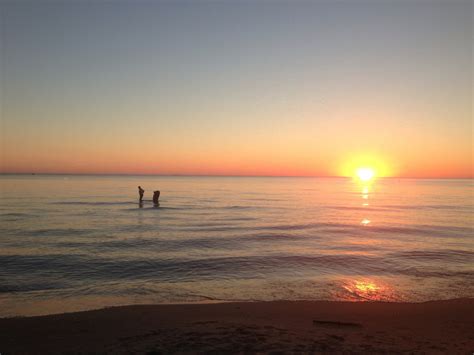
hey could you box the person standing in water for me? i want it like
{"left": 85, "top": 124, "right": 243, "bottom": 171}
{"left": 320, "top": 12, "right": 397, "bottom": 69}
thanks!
{"left": 153, "top": 190, "right": 160, "bottom": 205}
{"left": 138, "top": 186, "right": 144, "bottom": 202}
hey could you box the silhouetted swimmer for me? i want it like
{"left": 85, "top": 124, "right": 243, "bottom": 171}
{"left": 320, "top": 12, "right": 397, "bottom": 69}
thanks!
{"left": 138, "top": 186, "right": 144, "bottom": 202}
{"left": 153, "top": 190, "right": 160, "bottom": 205}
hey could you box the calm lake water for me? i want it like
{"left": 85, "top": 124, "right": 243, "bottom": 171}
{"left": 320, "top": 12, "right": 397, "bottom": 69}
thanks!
{"left": 0, "top": 175, "right": 473, "bottom": 316}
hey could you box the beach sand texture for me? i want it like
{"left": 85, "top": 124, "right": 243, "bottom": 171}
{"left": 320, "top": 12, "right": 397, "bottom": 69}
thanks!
{"left": 1, "top": 299, "right": 472, "bottom": 354}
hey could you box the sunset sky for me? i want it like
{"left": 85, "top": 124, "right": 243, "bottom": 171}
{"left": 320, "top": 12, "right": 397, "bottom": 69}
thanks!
{"left": 1, "top": 0, "right": 472, "bottom": 178}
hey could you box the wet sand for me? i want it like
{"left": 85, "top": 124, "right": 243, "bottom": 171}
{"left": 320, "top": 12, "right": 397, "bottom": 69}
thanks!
{"left": 0, "top": 299, "right": 472, "bottom": 354}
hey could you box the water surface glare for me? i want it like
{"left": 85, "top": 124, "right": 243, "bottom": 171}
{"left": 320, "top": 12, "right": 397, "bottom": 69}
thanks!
{"left": 0, "top": 175, "right": 473, "bottom": 316}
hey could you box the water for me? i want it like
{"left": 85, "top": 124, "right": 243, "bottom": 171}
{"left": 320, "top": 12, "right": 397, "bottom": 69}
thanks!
{"left": 0, "top": 175, "right": 473, "bottom": 317}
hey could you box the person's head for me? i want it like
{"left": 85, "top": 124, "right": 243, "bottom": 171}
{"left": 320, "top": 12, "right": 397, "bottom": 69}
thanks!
{"left": 138, "top": 186, "right": 141, "bottom": 189}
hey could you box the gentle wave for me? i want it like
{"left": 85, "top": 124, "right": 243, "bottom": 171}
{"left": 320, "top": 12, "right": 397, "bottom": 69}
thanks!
{"left": 389, "top": 250, "right": 474, "bottom": 262}
{"left": 51, "top": 201, "right": 137, "bottom": 206}
{"left": 1, "top": 251, "right": 472, "bottom": 288}
{"left": 378, "top": 204, "right": 473, "bottom": 210}
{"left": 363, "top": 225, "right": 473, "bottom": 238}
{"left": 0, "top": 212, "right": 36, "bottom": 217}
{"left": 22, "top": 228, "right": 94, "bottom": 237}
{"left": 50, "top": 233, "right": 311, "bottom": 251}
{"left": 4, "top": 220, "right": 472, "bottom": 239}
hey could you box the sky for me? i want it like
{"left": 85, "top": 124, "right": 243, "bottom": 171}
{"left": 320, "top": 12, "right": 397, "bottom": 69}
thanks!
{"left": 1, "top": 0, "right": 472, "bottom": 178}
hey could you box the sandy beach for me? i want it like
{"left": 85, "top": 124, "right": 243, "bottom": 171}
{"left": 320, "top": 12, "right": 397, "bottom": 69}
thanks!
{"left": 1, "top": 298, "right": 472, "bottom": 354}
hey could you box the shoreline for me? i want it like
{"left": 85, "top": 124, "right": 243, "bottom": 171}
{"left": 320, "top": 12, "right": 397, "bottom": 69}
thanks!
{"left": 1, "top": 298, "right": 472, "bottom": 353}
{"left": 0, "top": 296, "right": 470, "bottom": 319}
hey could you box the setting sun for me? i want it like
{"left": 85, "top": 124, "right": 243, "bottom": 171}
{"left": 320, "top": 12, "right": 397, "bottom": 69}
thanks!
{"left": 356, "top": 168, "right": 375, "bottom": 181}
{"left": 339, "top": 154, "right": 394, "bottom": 179}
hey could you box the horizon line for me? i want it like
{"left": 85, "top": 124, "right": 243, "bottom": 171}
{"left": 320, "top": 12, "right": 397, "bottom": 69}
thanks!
{"left": 0, "top": 172, "right": 472, "bottom": 180}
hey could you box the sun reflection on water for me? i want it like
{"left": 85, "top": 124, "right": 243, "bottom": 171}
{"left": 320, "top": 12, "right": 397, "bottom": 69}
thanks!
{"left": 360, "top": 218, "right": 371, "bottom": 225}
{"left": 360, "top": 183, "right": 372, "bottom": 224}
{"left": 339, "top": 278, "right": 398, "bottom": 301}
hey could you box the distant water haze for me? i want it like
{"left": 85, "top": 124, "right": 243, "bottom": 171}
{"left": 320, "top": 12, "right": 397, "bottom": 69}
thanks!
{"left": 0, "top": 175, "right": 472, "bottom": 317}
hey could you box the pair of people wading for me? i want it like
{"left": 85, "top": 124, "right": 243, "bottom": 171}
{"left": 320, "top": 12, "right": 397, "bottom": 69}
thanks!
{"left": 138, "top": 186, "right": 160, "bottom": 205}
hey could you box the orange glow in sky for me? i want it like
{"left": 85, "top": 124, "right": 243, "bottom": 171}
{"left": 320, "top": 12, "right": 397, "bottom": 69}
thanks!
{"left": 339, "top": 154, "right": 394, "bottom": 178}
{"left": 0, "top": 1, "right": 472, "bottom": 178}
